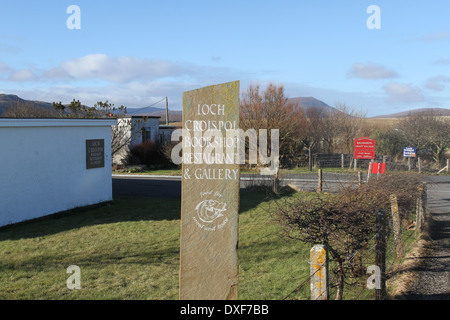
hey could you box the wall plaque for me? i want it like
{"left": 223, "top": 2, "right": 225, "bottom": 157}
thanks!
{"left": 86, "top": 139, "right": 105, "bottom": 169}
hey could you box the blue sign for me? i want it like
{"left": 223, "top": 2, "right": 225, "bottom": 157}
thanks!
{"left": 403, "top": 147, "right": 416, "bottom": 157}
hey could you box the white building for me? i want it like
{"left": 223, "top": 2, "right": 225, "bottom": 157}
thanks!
{"left": 112, "top": 114, "right": 161, "bottom": 165}
{"left": 0, "top": 118, "right": 116, "bottom": 227}
{"left": 159, "top": 124, "right": 181, "bottom": 145}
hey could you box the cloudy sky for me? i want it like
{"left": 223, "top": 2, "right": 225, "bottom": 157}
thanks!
{"left": 1, "top": 0, "right": 450, "bottom": 116}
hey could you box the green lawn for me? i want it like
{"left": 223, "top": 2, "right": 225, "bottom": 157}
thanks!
{"left": 0, "top": 190, "right": 311, "bottom": 300}
{"left": 0, "top": 189, "right": 418, "bottom": 300}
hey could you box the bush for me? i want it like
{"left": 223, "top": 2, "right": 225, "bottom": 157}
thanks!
{"left": 127, "top": 141, "right": 168, "bottom": 168}
{"left": 272, "top": 172, "right": 423, "bottom": 299}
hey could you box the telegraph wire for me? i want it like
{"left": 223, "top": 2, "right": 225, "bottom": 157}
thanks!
{"left": 127, "top": 97, "right": 166, "bottom": 114}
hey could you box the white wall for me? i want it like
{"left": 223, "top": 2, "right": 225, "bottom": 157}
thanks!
{"left": 0, "top": 118, "right": 116, "bottom": 227}
{"left": 129, "top": 117, "right": 160, "bottom": 147}
{"left": 112, "top": 116, "right": 161, "bottom": 165}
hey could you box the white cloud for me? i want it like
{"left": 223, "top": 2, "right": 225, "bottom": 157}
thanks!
{"left": 0, "top": 62, "right": 12, "bottom": 75}
{"left": 424, "top": 76, "right": 450, "bottom": 92}
{"left": 433, "top": 58, "right": 450, "bottom": 65}
{"left": 419, "top": 31, "right": 450, "bottom": 43}
{"left": 1, "top": 53, "right": 239, "bottom": 88}
{"left": 383, "top": 82, "right": 424, "bottom": 103}
{"left": 44, "top": 54, "right": 193, "bottom": 83}
{"left": 348, "top": 63, "right": 398, "bottom": 80}
{"left": 7, "top": 79, "right": 217, "bottom": 111}
{"left": 0, "top": 53, "right": 245, "bottom": 110}
{"left": 8, "top": 69, "right": 37, "bottom": 82}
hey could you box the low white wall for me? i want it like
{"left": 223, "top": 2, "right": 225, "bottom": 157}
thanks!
{"left": 0, "top": 118, "right": 116, "bottom": 227}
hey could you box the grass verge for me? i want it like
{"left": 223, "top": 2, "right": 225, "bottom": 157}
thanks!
{"left": 0, "top": 189, "right": 419, "bottom": 300}
{"left": 0, "top": 191, "right": 310, "bottom": 300}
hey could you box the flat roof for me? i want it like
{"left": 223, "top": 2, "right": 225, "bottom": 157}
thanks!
{"left": 0, "top": 118, "right": 117, "bottom": 128}
{"left": 125, "top": 114, "right": 161, "bottom": 118}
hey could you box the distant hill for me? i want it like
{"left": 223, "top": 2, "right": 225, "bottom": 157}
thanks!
{"left": 103, "top": 96, "right": 334, "bottom": 123}
{"left": 147, "top": 109, "right": 182, "bottom": 123}
{"left": 288, "top": 97, "right": 336, "bottom": 115}
{"left": 0, "top": 94, "right": 54, "bottom": 115}
{"left": 0, "top": 94, "right": 183, "bottom": 121}
{"left": 372, "top": 108, "right": 450, "bottom": 118}
{"left": 1, "top": 94, "right": 333, "bottom": 121}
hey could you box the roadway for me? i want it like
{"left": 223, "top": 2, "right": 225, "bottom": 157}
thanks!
{"left": 112, "top": 172, "right": 365, "bottom": 198}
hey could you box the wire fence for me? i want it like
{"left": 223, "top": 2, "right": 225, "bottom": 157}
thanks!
{"left": 242, "top": 171, "right": 364, "bottom": 193}
{"left": 240, "top": 165, "right": 429, "bottom": 300}
{"left": 280, "top": 191, "right": 424, "bottom": 301}
{"left": 280, "top": 153, "right": 447, "bottom": 174}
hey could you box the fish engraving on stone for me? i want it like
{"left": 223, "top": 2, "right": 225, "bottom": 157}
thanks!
{"left": 195, "top": 199, "right": 227, "bottom": 223}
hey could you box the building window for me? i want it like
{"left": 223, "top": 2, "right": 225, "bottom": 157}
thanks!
{"left": 142, "top": 128, "right": 151, "bottom": 143}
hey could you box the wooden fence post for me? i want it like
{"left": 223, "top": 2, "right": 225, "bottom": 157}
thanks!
{"left": 422, "top": 183, "right": 427, "bottom": 217}
{"left": 367, "top": 162, "right": 373, "bottom": 182}
{"left": 416, "top": 196, "right": 422, "bottom": 234}
{"left": 358, "top": 171, "right": 362, "bottom": 188}
{"left": 422, "top": 183, "right": 427, "bottom": 221}
{"left": 416, "top": 184, "right": 425, "bottom": 236}
{"left": 317, "top": 169, "right": 323, "bottom": 193}
{"left": 341, "top": 154, "right": 345, "bottom": 169}
{"left": 390, "top": 194, "right": 404, "bottom": 259}
{"left": 272, "top": 168, "right": 280, "bottom": 194}
{"left": 375, "top": 209, "right": 387, "bottom": 300}
{"left": 310, "top": 245, "right": 328, "bottom": 300}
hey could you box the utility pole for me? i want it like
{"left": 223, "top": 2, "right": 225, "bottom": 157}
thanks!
{"left": 165, "top": 96, "right": 169, "bottom": 125}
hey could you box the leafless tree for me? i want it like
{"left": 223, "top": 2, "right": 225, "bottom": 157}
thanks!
{"left": 240, "top": 83, "right": 306, "bottom": 167}
{"left": 398, "top": 110, "right": 450, "bottom": 166}
{"left": 303, "top": 107, "right": 327, "bottom": 170}
{"left": 327, "top": 104, "right": 366, "bottom": 154}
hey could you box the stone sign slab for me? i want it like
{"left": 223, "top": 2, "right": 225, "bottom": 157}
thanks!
{"left": 179, "top": 80, "right": 240, "bottom": 300}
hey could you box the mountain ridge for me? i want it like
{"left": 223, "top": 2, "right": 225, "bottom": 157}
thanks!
{"left": 370, "top": 107, "right": 450, "bottom": 118}
{"left": 1, "top": 93, "right": 448, "bottom": 119}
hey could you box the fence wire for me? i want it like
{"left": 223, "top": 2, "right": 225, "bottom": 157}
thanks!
{"left": 281, "top": 207, "right": 420, "bottom": 300}
{"left": 281, "top": 153, "right": 443, "bottom": 173}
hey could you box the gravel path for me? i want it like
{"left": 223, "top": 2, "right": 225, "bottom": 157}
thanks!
{"left": 402, "top": 179, "right": 450, "bottom": 300}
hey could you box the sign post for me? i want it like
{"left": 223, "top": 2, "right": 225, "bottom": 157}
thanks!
{"left": 179, "top": 81, "right": 240, "bottom": 300}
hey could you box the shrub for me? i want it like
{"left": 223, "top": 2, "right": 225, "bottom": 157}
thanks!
{"left": 128, "top": 141, "right": 167, "bottom": 167}
{"left": 272, "top": 172, "right": 422, "bottom": 299}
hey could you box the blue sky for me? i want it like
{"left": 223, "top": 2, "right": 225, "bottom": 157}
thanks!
{"left": 1, "top": 0, "right": 450, "bottom": 116}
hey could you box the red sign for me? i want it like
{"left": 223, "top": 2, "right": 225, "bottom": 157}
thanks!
{"left": 354, "top": 137, "right": 375, "bottom": 159}
{"left": 370, "top": 162, "right": 385, "bottom": 174}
